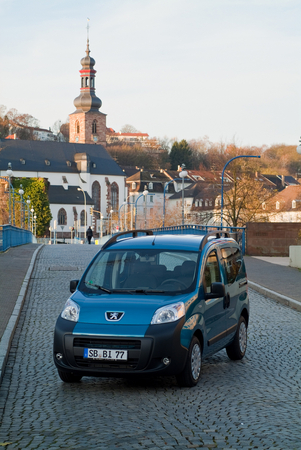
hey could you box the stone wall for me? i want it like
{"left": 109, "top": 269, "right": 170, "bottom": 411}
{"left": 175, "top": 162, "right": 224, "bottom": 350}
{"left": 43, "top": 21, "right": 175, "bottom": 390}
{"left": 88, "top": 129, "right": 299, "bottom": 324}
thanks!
{"left": 69, "top": 111, "right": 106, "bottom": 146}
{"left": 246, "top": 222, "right": 301, "bottom": 256}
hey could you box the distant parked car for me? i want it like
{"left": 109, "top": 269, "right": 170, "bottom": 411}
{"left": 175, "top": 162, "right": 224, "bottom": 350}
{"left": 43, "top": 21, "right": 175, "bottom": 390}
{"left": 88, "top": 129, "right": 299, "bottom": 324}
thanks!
{"left": 53, "top": 230, "right": 249, "bottom": 387}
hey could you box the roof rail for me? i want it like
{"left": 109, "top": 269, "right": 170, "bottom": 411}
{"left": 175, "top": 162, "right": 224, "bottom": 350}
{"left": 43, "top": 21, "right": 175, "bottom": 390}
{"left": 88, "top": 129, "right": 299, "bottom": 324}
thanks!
{"left": 200, "top": 231, "right": 230, "bottom": 252}
{"left": 102, "top": 229, "right": 154, "bottom": 250}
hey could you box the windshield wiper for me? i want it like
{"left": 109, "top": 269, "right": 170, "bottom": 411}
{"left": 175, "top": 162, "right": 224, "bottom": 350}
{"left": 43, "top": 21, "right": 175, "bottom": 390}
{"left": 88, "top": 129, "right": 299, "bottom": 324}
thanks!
{"left": 128, "top": 289, "right": 165, "bottom": 294}
{"left": 85, "top": 282, "right": 111, "bottom": 293}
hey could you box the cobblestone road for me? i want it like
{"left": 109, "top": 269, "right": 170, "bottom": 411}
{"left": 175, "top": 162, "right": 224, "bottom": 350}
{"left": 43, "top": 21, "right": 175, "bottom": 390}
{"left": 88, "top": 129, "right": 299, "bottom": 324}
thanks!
{"left": 0, "top": 245, "right": 300, "bottom": 450}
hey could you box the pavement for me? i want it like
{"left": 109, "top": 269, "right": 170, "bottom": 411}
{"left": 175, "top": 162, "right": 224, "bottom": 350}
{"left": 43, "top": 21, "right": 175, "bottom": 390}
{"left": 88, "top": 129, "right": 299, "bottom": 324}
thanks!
{"left": 0, "top": 243, "right": 300, "bottom": 384}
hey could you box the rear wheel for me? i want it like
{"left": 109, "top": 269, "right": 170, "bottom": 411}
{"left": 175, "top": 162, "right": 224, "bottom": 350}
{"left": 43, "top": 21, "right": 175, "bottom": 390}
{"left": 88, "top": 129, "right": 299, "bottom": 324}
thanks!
{"left": 176, "top": 336, "right": 202, "bottom": 387}
{"left": 57, "top": 369, "right": 82, "bottom": 383}
{"left": 226, "top": 316, "right": 247, "bottom": 360}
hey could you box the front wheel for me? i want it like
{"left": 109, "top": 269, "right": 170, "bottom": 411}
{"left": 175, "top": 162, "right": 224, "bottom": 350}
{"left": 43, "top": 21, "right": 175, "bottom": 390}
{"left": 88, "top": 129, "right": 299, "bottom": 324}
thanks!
{"left": 176, "top": 336, "right": 202, "bottom": 387}
{"left": 226, "top": 316, "right": 247, "bottom": 360}
{"left": 57, "top": 369, "right": 82, "bottom": 383}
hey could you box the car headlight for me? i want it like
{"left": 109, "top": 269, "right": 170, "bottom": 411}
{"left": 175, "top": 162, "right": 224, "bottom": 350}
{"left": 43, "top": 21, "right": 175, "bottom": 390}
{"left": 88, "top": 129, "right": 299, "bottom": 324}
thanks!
{"left": 61, "top": 299, "right": 80, "bottom": 322}
{"left": 151, "top": 302, "right": 185, "bottom": 324}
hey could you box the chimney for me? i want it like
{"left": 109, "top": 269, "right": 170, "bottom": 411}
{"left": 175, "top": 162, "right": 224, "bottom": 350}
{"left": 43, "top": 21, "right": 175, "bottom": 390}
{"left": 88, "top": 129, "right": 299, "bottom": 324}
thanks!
{"left": 281, "top": 175, "right": 285, "bottom": 187}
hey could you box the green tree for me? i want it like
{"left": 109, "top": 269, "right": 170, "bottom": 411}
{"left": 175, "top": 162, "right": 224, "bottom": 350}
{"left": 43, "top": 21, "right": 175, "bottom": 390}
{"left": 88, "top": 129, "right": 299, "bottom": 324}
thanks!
{"left": 13, "top": 178, "right": 52, "bottom": 236}
{"left": 169, "top": 139, "right": 193, "bottom": 170}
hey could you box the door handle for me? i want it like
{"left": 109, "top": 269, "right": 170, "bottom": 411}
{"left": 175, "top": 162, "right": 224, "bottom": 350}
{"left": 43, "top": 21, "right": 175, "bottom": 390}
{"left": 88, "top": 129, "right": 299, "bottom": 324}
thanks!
{"left": 239, "top": 280, "right": 247, "bottom": 288}
{"left": 223, "top": 293, "right": 230, "bottom": 309}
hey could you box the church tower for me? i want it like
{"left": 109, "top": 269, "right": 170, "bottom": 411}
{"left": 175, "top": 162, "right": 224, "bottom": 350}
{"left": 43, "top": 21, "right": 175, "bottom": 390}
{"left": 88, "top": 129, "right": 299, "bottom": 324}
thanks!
{"left": 69, "top": 39, "right": 106, "bottom": 146}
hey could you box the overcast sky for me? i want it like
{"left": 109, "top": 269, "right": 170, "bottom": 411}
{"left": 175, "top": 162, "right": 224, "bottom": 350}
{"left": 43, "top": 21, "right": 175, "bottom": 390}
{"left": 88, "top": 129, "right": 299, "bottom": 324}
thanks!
{"left": 1, "top": 0, "right": 301, "bottom": 147}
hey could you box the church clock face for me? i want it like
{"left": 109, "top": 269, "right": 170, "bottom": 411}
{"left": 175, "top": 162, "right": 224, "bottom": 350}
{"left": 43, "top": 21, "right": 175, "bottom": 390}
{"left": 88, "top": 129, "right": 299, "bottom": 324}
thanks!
{"left": 93, "top": 136, "right": 98, "bottom": 142}
{"left": 75, "top": 136, "right": 79, "bottom": 142}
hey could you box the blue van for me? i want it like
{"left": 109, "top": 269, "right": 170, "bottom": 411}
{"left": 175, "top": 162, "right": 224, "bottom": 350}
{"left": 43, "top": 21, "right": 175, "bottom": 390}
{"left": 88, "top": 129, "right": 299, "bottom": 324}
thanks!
{"left": 53, "top": 230, "right": 249, "bottom": 387}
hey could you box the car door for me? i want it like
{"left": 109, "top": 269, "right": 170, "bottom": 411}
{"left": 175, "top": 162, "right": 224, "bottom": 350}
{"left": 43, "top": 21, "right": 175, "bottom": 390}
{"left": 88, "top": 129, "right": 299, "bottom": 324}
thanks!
{"left": 201, "top": 249, "right": 229, "bottom": 356}
{"left": 219, "top": 246, "right": 246, "bottom": 340}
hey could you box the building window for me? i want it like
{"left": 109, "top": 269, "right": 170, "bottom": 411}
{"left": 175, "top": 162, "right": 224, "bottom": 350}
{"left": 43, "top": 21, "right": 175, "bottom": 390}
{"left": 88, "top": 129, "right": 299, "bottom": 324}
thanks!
{"left": 92, "top": 120, "right": 97, "bottom": 134}
{"left": 276, "top": 201, "right": 280, "bottom": 210}
{"left": 91, "top": 78, "right": 94, "bottom": 88}
{"left": 150, "top": 195, "right": 154, "bottom": 203}
{"left": 80, "top": 209, "right": 86, "bottom": 226}
{"left": 85, "top": 77, "right": 89, "bottom": 87}
{"left": 81, "top": 78, "right": 84, "bottom": 88}
{"left": 76, "top": 121, "right": 80, "bottom": 134}
{"left": 58, "top": 208, "right": 67, "bottom": 226}
{"left": 92, "top": 181, "right": 101, "bottom": 218}
{"left": 111, "top": 182, "right": 119, "bottom": 211}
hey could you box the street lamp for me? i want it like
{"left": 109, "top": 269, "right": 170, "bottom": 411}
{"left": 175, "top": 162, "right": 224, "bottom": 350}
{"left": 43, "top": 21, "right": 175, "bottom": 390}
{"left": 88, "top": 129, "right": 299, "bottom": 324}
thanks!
{"left": 162, "top": 178, "right": 180, "bottom": 227}
{"left": 18, "top": 184, "right": 24, "bottom": 228}
{"left": 118, "top": 202, "right": 126, "bottom": 232}
{"left": 134, "top": 189, "right": 149, "bottom": 229}
{"left": 100, "top": 213, "right": 104, "bottom": 239}
{"left": 26, "top": 197, "right": 31, "bottom": 230}
{"left": 297, "top": 137, "right": 301, "bottom": 154}
{"left": 30, "top": 208, "right": 34, "bottom": 233}
{"left": 220, "top": 155, "right": 261, "bottom": 228}
{"left": 34, "top": 215, "right": 37, "bottom": 237}
{"left": 179, "top": 165, "right": 188, "bottom": 226}
{"left": 77, "top": 187, "right": 87, "bottom": 236}
{"left": 6, "top": 163, "right": 13, "bottom": 225}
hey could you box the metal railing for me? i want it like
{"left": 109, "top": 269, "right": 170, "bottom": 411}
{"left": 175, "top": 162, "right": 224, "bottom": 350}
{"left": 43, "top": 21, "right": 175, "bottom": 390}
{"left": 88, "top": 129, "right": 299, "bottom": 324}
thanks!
{"left": 150, "top": 224, "right": 246, "bottom": 254}
{"left": 0, "top": 225, "right": 33, "bottom": 252}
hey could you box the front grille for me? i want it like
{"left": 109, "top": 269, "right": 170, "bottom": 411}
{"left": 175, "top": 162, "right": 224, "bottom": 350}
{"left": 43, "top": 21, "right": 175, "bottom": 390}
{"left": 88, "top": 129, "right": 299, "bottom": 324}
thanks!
{"left": 74, "top": 355, "right": 139, "bottom": 369}
{"left": 73, "top": 337, "right": 141, "bottom": 350}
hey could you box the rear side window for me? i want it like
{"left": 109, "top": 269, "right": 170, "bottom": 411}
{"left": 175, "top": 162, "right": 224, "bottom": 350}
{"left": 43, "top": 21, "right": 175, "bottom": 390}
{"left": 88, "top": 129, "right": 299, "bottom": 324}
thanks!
{"left": 221, "top": 247, "right": 242, "bottom": 285}
{"left": 203, "top": 251, "right": 221, "bottom": 294}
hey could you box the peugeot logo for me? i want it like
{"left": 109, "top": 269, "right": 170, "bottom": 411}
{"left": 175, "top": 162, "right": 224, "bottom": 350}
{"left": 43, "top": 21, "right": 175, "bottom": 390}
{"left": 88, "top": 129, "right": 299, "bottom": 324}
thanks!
{"left": 105, "top": 311, "right": 124, "bottom": 322}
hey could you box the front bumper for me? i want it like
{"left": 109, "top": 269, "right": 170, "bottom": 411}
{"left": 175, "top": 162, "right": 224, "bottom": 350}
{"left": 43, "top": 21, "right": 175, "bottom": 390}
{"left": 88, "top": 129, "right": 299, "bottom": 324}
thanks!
{"left": 53, "top": 316, "right": 188, "bottom": 378}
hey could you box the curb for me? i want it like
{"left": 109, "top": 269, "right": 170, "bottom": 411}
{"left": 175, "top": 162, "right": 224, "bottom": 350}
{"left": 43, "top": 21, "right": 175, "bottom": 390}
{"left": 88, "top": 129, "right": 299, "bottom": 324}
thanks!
{"left": 0, "top": 244, "right": 43, "bottom": 384}
{"left": 248, "top": 281, "right": 301, "bottom": 312}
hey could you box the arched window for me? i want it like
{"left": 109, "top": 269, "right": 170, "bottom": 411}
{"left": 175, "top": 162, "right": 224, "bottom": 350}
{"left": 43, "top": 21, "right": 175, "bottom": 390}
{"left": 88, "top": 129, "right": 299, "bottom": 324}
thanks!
{"left": 58, "top": 208, "right": 67, "bottom": 226}
{"left": 76, "top": 121, "right": 80, "bottom": 134}
{"left": 92, "top": 120, "right": 97, "bottom": 134}
{"left": 91, "top": 78, "right": 94, "bottom": 88}
{"left": 81, "top": 78, "right": 84, "bottom": 88}
{"left": 80, "top": 209, "right": 87, "bottom": 226}
{"left": 111, "top": 182, "right": 119, "bottom": 211}
{"left": 85, "top": 77, "right": 89, "bottom": 87}
{"left": 92, "top": 181, "right": 101, "bottom": 217}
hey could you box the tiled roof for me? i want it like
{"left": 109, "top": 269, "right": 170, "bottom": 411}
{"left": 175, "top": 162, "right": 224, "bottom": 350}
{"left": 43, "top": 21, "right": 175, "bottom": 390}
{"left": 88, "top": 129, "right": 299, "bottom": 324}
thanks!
{"left": 48, "top": 185, "right": 94, "bottom": 205}
{"left": 0, "top": 139, "right": 124, "bottom": 176}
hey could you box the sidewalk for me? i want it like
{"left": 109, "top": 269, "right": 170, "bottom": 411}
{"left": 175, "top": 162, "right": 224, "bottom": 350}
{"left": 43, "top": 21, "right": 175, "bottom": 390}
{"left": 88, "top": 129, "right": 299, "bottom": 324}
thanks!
{"left": 244, "top": 256, "right": 301, "bottom": 312}
{"left": 0, "top": 243, "right": 42, "bottom": 382}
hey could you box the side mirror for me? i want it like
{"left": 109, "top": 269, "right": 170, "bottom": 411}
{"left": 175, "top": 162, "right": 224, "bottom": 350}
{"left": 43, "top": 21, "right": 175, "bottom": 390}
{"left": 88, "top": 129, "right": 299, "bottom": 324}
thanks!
{"left": 205, "top": 282, "right": 225, "bottom": 300}
{"left": 70, "top": 280, "right": 79, "bottom": 293}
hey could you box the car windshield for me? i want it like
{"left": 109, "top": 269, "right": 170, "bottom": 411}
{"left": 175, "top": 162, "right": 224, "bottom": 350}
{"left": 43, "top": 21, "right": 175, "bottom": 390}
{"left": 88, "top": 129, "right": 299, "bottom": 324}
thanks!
{"left": 80, "top": 248, "right": 199, "bottom": 295}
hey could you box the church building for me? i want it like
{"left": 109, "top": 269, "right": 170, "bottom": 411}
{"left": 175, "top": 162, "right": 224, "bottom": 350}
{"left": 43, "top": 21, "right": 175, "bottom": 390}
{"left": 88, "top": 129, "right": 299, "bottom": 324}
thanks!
{"left": 0, "top": 40, "right": 125, "bottom": 237}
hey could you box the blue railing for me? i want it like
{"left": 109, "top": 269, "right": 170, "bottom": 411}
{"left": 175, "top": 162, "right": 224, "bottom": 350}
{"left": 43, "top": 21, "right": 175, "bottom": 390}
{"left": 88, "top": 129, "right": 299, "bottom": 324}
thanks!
{"left": 0, "top": 225, "right": 33, "bottom": 252}
{"left": 150, "top": 224, "right": 246, "bottom": 254}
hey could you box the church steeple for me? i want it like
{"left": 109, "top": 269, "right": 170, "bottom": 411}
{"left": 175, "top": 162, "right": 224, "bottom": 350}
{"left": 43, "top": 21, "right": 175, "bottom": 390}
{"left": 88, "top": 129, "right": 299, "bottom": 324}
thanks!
{"left": 69, "top": 28, "right": 107, "bottom": 146}
{"left": 73, "top": 39, "right": 102, "bottom": 113}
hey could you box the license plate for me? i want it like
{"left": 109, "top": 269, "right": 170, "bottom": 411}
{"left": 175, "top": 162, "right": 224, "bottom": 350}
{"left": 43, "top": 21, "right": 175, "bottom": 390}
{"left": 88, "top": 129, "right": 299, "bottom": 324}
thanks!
{"left": 84, "top": 348, "right": 128, "bottom": 360}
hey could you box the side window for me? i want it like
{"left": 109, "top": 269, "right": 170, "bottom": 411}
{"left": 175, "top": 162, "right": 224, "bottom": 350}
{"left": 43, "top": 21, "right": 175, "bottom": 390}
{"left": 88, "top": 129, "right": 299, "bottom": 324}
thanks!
{"left": 203, "top": 251, "right": 221, "bottom": 294}
{"left": 221, "top": 247, "right": 242, "bottom": 285}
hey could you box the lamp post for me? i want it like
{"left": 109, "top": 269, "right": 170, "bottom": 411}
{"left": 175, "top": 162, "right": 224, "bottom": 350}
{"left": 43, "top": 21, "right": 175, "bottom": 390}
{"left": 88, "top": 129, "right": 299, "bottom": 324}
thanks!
{"left": 6, "top": 163, "right": 13, "bottom": 225}
{"left": 18, "top": 184, "right": 24, "bottom": 228}
{"left": 134, "top": 189, "right": 149, "bottom": 229}
{"left": 100, "top": 213, "right": 103, "bottom": 239}
{"left": 162, "top": 178, "right": 179, "bottom": 227}
{"left": 220, "top": 155, "right": 261, "bottom": 228}
{"left": 34, "top": 215, "right": 37, "bottom": 237}
{"left": 179, "top": 165, "right": 188, "bottom": 226}
{"left": 30, "top": 208, "right": 34, "bottom": 233}
{"left": 118, "top": 202, "right": 126, "bottom": 232}
{"left": 77, "top": 187, "right": 86, "bottom": 237}
{"left": 26, "top": 197, "right": 31, "bottom": 230}
{"left": 297, "top": 137, "right": 301, "bottom": 154}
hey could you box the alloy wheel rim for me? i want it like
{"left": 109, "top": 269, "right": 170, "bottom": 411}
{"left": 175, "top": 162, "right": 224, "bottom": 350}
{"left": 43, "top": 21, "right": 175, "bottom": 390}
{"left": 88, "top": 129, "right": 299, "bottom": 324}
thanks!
{"left": 239, "top": 322, "right": 247, "bottom": 354}
{"left": 191, "top": 343, "right": 201, "bottom": 380}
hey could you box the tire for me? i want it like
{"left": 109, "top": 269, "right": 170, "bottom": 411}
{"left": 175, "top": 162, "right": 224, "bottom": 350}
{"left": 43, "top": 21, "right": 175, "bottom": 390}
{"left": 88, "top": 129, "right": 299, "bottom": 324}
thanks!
{"left": 57, "top": 369, "right": 82, "bottom": 383}
{"left": 226, "top": 316, "right": 247, "bottom": 360}
{"left": 176, "top": 336, "right": 202, "bottom": 387}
